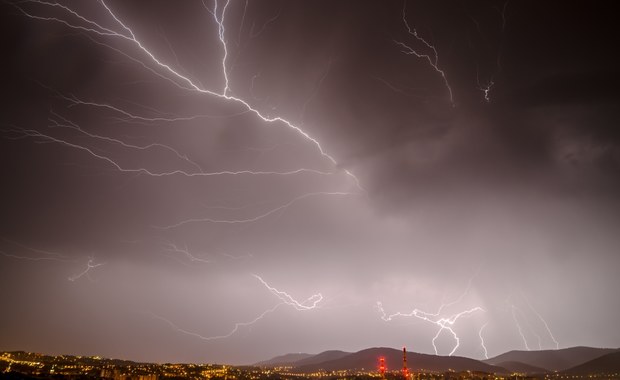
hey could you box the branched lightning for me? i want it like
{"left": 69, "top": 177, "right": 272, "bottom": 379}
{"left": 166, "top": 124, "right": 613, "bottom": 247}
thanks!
{"left": 155, "top": 191, "right": 356, "bottom": 229}
{"left": 68, "top": 257, "right": 105, "bottom": 282}
{"left": 61, "top": 94, "right": 253, "bottom": 123}
{"left": 48, "top": 112, "right": 205, "bottom": 173}
{"left": 148, "top": 303, "right": 283, "bottom": 341}
{"left": 6, "top": 1, "right": 363, "bottom": 344}
{"left": 376, "top": 278, "right": 485, "bottom": 357}
{"left": 0, "top": 237, "right": 73, "bottom": 262}
{"left": 477, "top": 73, "right": 494, "bottom": 103}
{"left": 11, "top": 0, "right": 362, "bottom": 189}
{"left": 253, "top": 274, "right": 323, "bottom": 311}
{"left": 475, "top": 1, "right": 509, "bottom": 102}
{"left": 397, "top": 1, "right": 454, "bottom": 107}
{"left": 0, "top": 250, "right": 73, "bottom": 262}
{"left": 376, "top": 273, "right": 489, "bottom": 356}
{"left": 151, "top": 274, "right": 322, "bottom": 340}
{"left": 0, "top": 239, "right": 106, "bottom": 285}
{"left": 377, "top": 301, "right": 483, "bottom": 356}
{"left": 7, "top": 127, "right": 333, "bottom": 177}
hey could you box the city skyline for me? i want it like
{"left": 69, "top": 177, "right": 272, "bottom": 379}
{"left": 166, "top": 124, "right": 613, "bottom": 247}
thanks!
{"left": 1, "top": 0, "right": 619, "bottom": 365}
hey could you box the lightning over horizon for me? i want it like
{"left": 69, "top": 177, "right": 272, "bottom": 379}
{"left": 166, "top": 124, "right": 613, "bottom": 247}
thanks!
{"left": 1, "top": 0, "right": 619, "bottom": 366}
{"left": 376, "top": 279, "right": 485, "bottom": 357}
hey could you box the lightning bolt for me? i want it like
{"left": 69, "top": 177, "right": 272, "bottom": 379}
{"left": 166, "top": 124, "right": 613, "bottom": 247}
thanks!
{"left": 162, "top": 242, "right": 211, "bottom": 265}
{"left": 476, "top": 72, "right": 494, "bottom": 103}
{"left": 60, "top": 93, "right": 253, "bottom": 124}
{"left": 48, "top": 112, "right": 205, "bottom": 173}
{"left": 253, "top": 274, "right": 323, "bottom": 311}
{"left": 0, "top": 237, "right": 73, "bottom": 262}
{"left": 6, "top": 127, "right": 333, "bottom": 177}
{"left": 377, "top": 301, "right": 483, "bottom": 356}
{"left": 151, "top": 274, "right": 322, "bottom": 340}
{"left": 0, "top": 250, "right": 73, "bottom": 262}
{"left": 478, "top": 322, "right": 489, "bottom": 359}
{"left": 218, "top": 251, "right": 253, "bottom": 261}
{"left": 0, "top": 239, "right": 106, "bottom": 285}
{"left": 155, "top": 191, "right": 356, "bottom": 229}
{"left": 249, "top": 4, "right": 282, "bottom": 39}
{"left": 376, "top": 279, "right": 484, "bottom": 357}
{"left": 5, "top": 1, "right": 363, "bottom": 343}
{"left": 298, "top": 59, "right": 332, "bottom": 124}
{"left": 510, "top": 304, "right": 531, "bottom": 350}
{"left": 475, "top": 1, "right": 509, "bottom": 102}
{"left": 10, "top": 0, "right": 362, "bottom": 189}
{"left": 512, "top": 302, "right": 545, "bottom": 350}
{"left": 236, "top": 0, "right": 248, "bottom": 46}
{"left": 148, "top": 303, "right": 283, "bottom": 341}
{"left": 397, "top": 0, "right": 454, "bottom": 107}
{"left": 376, "top": 272, "right": 491, "bottom": 356}
{"left": 521, "top": 293, "right": 560, "bottom": 350}
{"left": 68, "top": 257, "right": 105, "bottom": 282}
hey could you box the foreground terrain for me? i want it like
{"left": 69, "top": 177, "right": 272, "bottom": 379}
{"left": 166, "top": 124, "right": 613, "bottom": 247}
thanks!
{"left": 1, "top": 346, "right": 619, "bottom": 380}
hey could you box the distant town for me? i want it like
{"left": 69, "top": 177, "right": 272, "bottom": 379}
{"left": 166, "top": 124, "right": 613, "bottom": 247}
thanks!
{"left": 1, "top": 346, "right": 619, "bottom": 380}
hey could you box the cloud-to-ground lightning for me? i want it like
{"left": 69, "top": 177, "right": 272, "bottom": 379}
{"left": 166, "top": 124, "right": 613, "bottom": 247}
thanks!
{"left": 376, "top": 273, "right": 490, "bottom": 356}
{"left": 377, "top": 301, "right": 484, "bottom": 356}
{"left": 68, "top": 257, "right": 105, "bottom": 282}
{"left": 478, "top": 322, "right": 489, "bottom": 359}
{"left": 376, "top": 277, "right": 485, "bottom": 356}
{"left": 4, "top": 0, "right": 363, "bottom": 346}
{"left": 397, "top": 1, "right": 454, "bottom": 107}
{"left": 510, "top": 304, "right": 531, "bottom": 351}
{"left": 151, "top": 274, "right": 322, "bottom": 341}
{"left": 521, "top": 292, "right": 560, "bottom": 350}
{"left": 508, "top": 293, "right": 560, "bottom": 350}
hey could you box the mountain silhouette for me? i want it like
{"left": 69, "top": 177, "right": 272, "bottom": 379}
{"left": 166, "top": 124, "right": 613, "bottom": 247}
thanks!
{"left": 294, "top": 347, "right": 506, "bottom": 373}
{"left": 485, "top": 346, "right": 620, "bottom": 371}
{"left": 254, "top": 352, "right": 313, "bottom": 366}
{"left": 562, "top": 351, "right": 620, "bottom": 375}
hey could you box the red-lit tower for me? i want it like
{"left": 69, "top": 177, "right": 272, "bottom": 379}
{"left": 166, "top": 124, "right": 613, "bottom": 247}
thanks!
{"left": 402, "top": 347, "right": 409, "bottom": 379}
{"left": 379, "top": 356, "right": 386, "bottom": 379}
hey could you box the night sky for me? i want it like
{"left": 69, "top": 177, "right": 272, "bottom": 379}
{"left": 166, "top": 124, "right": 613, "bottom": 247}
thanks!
{"left": 1, "top": 0, "right": 620, "bottom": 365}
